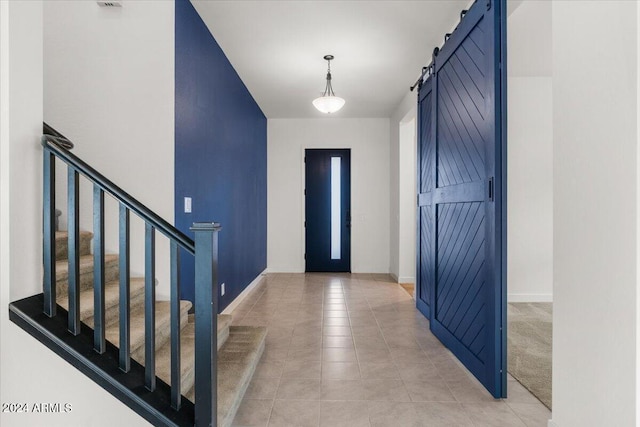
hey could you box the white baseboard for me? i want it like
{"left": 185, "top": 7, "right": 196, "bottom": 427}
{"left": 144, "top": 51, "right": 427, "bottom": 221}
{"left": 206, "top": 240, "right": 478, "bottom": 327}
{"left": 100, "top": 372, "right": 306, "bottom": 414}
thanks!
{"left": 389, "top": 273, "right": 415, "bottom": 284}
{"left": 508, "top": 293, "right": 553, "bottom": 303}
{"left": 263, "top": 267, "right": 303, "bottom": 273}
{"left": 222, "top": 269, "right": 267, "bottom": 316}
{"left": 548, "top": 420, "right": 558, "bottom": 427}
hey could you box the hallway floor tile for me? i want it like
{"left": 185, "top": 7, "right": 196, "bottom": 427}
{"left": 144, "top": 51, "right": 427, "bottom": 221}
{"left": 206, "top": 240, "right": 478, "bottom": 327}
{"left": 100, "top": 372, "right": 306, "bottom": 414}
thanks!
{"left": 229, "top": 273, "right": 550, "bottom": 427}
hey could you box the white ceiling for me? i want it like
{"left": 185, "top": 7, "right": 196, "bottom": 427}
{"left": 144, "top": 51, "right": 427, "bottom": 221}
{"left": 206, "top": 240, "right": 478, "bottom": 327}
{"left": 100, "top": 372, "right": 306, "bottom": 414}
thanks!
{"left": 192, "top": 0, "right": 470, "bottom": 119}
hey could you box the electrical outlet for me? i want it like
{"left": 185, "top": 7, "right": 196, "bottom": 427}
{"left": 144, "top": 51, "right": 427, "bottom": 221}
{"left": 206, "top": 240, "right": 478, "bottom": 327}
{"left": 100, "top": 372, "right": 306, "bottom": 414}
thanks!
{"left": 184, "top": 197, "right": 192, "bottom": 213}
{"left": 221, "top": 283, "right": 225, "bottom": 296}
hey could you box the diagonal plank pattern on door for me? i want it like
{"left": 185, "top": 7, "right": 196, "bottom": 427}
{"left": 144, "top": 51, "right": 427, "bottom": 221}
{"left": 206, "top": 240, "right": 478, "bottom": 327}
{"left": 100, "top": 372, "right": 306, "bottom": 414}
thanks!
{"left": 436, "top": 202, "right": 486, "bottom": 361}
{"left": 416, "top": 0, "right": 506, "bottom": 399}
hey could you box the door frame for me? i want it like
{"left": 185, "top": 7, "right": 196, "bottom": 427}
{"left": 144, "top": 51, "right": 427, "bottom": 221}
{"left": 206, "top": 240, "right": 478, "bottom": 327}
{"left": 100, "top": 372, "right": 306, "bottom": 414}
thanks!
{"left": 302, "top": 148, "right": 352, "bottom": 272}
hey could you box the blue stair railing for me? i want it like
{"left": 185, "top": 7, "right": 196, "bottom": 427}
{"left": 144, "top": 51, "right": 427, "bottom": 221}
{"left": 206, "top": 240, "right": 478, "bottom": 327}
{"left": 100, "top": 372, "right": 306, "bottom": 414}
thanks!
{"left": 9, "top": 125, "right": 219, "bottom": 427}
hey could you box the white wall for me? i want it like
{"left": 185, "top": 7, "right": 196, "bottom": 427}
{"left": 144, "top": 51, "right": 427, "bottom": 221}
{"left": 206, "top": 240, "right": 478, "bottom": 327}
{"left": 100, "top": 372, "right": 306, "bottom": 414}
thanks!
{"left": 43, "top": 1, "right": 175, "bottom": 298}
{"left": 390, "top": 92, "right": 417, "bottom": 283}
{"left": 637, "top": 2, "right": 640, "bottom": 421}
{"left": 507, "top": 0, "right": 553, "bottom": 303}
{"left": 507, "top": 77, "right": 553, "bottom": 302}
{"left": 507, "top": 0, "right": 551, "bottom": 78}
{"left": 0, "top": 2, "right": 149, "bottom": 425}
{"left": 267, "top": 118, "right": 390, "bottom": 273}
{"left": 552, "top": 1, "right": 638, "bottom": 426}
{"left": 398, "top": 117, "right": 416, "bottom": 283}
{"left": 389, "top": 116, "right": 400, "bottom": 279}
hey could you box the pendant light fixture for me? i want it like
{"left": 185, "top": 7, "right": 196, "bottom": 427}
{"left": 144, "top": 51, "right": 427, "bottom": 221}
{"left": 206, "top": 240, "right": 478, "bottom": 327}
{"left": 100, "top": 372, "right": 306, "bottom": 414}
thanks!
{"left": 313, "top": 55, "right": 345, "bottom": 114}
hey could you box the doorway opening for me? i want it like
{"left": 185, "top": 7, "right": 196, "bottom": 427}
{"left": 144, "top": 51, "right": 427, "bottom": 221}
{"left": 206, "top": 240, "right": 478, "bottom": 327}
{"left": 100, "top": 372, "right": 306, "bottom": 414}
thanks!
{"left": 506, "top": 0, "right": 553, "bottom": 411}
{"left": 398, "top": 116, "right": 417, "bottom": 298}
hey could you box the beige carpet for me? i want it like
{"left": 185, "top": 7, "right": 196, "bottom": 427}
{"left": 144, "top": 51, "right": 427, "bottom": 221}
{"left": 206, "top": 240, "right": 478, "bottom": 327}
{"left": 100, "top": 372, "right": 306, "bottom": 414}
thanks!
{"left": 508, "top": 302, "right": 552, "bottom": 409}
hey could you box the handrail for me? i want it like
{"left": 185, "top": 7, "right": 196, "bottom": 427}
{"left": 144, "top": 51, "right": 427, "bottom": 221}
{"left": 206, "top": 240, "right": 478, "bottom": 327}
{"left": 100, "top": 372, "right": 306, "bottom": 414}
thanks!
{"left": 41, "top": 128, "right": 220, "bottom": 426}
{"left": 41, "top": 135, "right": 195, "bottom": 254}
{"left": 43, "top": 122, "right": 74, "bottom": 150}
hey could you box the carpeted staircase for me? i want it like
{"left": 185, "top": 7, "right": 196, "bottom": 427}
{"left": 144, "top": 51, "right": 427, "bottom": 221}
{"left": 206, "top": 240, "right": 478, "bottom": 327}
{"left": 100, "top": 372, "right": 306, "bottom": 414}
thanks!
{"left": 53, "top": 230, "right": 266, "bottom": 427}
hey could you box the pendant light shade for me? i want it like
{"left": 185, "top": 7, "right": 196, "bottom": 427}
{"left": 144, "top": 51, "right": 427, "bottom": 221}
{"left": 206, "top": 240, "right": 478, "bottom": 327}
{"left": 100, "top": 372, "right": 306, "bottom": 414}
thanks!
{"left": 313, "top": 55, "right": 345, "bottom": 114}
{"left": 312, "top": 96, "right": 346, "bottom": 114}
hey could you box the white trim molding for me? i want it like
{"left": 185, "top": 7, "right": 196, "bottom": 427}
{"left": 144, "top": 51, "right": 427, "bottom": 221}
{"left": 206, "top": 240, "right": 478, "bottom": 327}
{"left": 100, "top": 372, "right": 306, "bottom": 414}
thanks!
{"left": 221, "top": 269, "right": 267, "bottom": 316}
{"left": 390, "top": 273, "right": 415, "bottom": 284}
{"left": 508, "top": 293, "right": 553, "bottom": 303}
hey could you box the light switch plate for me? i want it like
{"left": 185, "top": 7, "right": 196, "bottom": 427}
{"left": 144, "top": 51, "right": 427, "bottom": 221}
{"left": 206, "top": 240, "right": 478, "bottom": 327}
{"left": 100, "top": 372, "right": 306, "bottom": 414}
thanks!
{"left": 184, "top": 197, "right": 192, "bottom": 213}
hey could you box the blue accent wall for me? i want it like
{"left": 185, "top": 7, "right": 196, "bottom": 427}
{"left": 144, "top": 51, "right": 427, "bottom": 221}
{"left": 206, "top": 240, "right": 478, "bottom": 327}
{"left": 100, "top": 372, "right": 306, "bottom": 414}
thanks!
{"left": 175, "top": 0, "right": 267, "bottom": 311}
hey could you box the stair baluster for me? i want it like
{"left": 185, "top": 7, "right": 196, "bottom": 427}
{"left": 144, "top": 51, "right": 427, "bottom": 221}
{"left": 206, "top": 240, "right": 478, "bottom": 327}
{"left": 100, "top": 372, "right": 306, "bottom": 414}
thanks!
{"left": 68, "top": 166, "right": 81, "bottom": 335}
{"left": 43, "top": 148, "right": 57, "bottom": 317}
{"left": 93, "top": 184, "right": 106, "bottom": 353}
{"left": 170, "top": 241, "right": 182, "bottom": 410}
{"left": 28, "top": 129, "right": 230, "bottom": 426}
{"left": 145, "top": 223, "right": 156, "bottom": 391}
{"left": 119, "top": 203, "right": 131, "bottom": 372}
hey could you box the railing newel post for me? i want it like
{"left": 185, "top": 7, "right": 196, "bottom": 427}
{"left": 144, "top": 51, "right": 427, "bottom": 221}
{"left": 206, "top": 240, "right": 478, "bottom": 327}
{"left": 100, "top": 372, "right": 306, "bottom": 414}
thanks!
{"left": 191, "top": 222, "right": 221, "bottom": 427}
{"left": 41, "top": 131, "right": 211, "bottom": 423}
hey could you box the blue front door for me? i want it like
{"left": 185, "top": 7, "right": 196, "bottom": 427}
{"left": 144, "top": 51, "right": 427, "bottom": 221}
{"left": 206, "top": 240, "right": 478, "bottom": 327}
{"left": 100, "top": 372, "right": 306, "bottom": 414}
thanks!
{"left": 417, "top": 0, "right": 507, "bottom": 398}
{"left": 305, "top": 149, "right": 351, "bottom": 272}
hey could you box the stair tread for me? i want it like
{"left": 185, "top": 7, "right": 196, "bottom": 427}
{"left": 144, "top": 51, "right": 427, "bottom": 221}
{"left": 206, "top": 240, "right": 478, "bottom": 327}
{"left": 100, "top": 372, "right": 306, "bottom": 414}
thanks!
{"left": 155, "top": 315, "right": 235, "bottom": 393}
{"left": 185, "top": 325, "right": 267, "bottom": 427}
{"left": 55, "top": 231, "right": 94, "bottom": 260}
{"left": 218, "top": 314, "right": 232, "bottom": 335}
{"left": 56, "top": 253, "right": 118, "bottom": 280}
{"left": 156, "top": 322, "right": 195, "bottom": 392}
{"left": 55, "top": 230, "right": 93, "bottom": 239}
{"left": 56, "top": 277, "right": 145, "bottom": 323}
{"left": 50, "top": 229, "right": 252, "bottom": 427}
{"left": 47, "top": 219, "right": 262, "bottom": 427}
{"left": 105, "top": 300, "right": 192, "bottom": 356}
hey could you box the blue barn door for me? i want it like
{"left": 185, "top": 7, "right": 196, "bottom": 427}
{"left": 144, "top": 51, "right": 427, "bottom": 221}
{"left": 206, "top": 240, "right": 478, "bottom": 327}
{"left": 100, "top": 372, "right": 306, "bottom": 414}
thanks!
{"left": 417, "top": 0, "right": 506, "bottom": 398}
{"left": 416, "top": 77, "right": 434, "bottom": 317}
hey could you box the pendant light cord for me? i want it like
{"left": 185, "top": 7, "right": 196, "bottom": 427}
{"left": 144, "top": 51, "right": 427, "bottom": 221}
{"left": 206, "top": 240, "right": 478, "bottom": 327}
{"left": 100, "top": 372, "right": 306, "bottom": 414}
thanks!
{"left": 324, "top": 58, "right": 335, "bottom": 97}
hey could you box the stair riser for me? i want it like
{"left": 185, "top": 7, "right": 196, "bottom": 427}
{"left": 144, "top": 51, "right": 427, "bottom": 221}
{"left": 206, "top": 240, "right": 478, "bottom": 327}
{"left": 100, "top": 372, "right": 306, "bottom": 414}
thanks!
{"left": 155, "top": 316, "right": 230, "bottom": 398}
{"left": 174, "top": 331, "right": 196, "bottom": 396}
{"left": 56, "top": 259, "right": 119, "bottom": 297}
{"left": 218, "top": 327, "right": 229, "bottom": 352}
{"left": 220, "top": 338, "right": 266, "bottom": 427}
{"left": 181, "top": 370, "right": 195, "bottom": 397}
{"left": 167, "top": 325, "right": 225, "bottom": 394}
{"left": 131, "top": 306, "right": 189, "bottom": 363}
{"left": 83, "top": 290, "right": 146, "bottom": 329}
{"left": 55, "top": 234, "right": 92, "bottom": 260}
{"left": 188, "top": 314, "right": 231, "bottom": 351}
{"left": 183, "top": 326, "right": 267, "bottom": 427}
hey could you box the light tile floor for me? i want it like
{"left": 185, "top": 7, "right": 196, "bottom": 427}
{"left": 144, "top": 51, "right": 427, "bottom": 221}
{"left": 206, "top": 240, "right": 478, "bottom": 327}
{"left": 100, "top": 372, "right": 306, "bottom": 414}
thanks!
{"left": 229, "top": 273, "right": 551, "bottom": 427}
